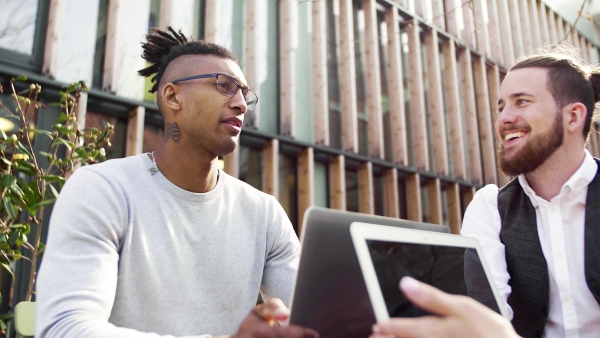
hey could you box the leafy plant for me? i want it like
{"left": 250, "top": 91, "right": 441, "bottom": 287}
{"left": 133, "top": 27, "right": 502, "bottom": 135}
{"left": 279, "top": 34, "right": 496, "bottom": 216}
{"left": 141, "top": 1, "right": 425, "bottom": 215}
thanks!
{"left": 0, "top": 77, "right": 113, "bottom": 333}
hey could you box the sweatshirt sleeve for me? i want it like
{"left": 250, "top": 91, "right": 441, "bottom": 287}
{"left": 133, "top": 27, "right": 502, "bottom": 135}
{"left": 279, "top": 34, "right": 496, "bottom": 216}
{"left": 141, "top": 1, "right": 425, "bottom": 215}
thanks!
{"left": 259, "top": 196, "right": 301, "bottom": 306}
{"left": 35, "top": 167, "right": 211, "bottom": 338}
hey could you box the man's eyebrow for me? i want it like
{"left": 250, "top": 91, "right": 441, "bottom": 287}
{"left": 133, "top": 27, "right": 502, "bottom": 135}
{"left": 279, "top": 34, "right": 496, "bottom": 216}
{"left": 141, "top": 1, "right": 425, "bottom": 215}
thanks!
{"left": 497, "top": 92, "right": 534, "bottom": 106}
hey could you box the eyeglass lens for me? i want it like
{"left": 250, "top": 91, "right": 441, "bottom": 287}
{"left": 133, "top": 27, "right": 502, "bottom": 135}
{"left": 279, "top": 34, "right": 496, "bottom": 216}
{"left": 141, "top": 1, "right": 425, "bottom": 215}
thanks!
{"left": 216, "top": 75, "right": 257, "bottom": 110}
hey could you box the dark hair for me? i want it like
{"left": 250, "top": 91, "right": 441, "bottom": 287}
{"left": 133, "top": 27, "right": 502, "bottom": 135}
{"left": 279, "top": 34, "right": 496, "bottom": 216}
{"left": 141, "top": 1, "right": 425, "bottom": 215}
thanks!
{"left": 510, "top": 44, "right": 600, "bottom": 138}
{"left": 138, "top": 26, "right": 240, "bottom": 94}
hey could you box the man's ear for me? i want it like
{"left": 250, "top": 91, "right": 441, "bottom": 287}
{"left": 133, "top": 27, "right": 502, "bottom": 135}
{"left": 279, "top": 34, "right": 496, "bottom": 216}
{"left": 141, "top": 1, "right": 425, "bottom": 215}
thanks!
{"left": 160, "top": 83, "right": 181, "bottom": 113}
{"left": 566, "top": 102, "right": 587, "bottom": 134}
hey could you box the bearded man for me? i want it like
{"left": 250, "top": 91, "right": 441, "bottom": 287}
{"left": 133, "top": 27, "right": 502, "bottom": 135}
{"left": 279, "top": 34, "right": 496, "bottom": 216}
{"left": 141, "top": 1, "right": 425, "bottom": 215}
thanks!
{"left": 461, "top": 45, "right": 600, "bottom": 338}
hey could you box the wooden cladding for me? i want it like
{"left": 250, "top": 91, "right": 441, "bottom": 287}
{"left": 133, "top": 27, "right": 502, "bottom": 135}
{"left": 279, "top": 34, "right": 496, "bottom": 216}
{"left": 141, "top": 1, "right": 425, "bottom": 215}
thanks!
{"left": 39, "top": 0, "right": 600, "bottom": 231}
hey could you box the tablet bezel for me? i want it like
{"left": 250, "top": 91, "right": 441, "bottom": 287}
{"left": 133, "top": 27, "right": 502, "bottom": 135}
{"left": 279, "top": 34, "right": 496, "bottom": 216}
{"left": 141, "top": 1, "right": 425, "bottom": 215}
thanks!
{"left": 350, "top": 221, "right": 509, "bottom": 321}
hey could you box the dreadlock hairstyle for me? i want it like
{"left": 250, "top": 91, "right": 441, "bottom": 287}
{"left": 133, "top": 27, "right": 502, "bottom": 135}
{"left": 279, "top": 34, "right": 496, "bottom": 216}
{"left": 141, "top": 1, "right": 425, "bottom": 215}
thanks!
{"left": 510, "top": 44, "right": 600, "bottom": 139}
{"left": 138, "top": 26, "right": 240, "bottom": 94}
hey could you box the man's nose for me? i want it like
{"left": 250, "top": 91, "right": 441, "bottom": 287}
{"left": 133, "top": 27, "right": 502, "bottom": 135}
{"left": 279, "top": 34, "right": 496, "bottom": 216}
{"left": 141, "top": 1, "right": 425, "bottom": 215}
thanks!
{"left": 229, "top": 88, "right": 248, "bottom": 114}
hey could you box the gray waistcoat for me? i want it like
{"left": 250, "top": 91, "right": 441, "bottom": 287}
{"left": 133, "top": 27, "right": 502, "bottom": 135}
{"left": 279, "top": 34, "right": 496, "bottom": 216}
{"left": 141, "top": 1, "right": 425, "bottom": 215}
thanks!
{"left": 498, "top": 161, "right": 600, "bottom": 338}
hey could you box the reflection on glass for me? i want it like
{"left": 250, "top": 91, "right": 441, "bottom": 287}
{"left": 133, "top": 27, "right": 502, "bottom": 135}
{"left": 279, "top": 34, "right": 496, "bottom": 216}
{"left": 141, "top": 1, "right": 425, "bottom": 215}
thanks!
{"left": 353, "top": 3, "right": 368, "bottom": 156}
{"left": 115, "top": 0, "right": 151, "bottom": 100}
{"left": 85, "top": 111, "right": 126, "bottom": 159}
{"left": 0, "top": 0, "right": 38, "bottom": 55}
{"left": 294, "top": 2, "right": 313, "bottom": 143}
{"left": 346, "top": 168, "right": 358, "bottom": 212}
{"left": 239, "top": 145, "right": 262, "bottom": 190}
{"left": 279, "top": 154, "right": 297, "bottom": 233}
{"left": 326, "top": 0, "right": 342, "bottom": 150}
{"left": 92, "top": 0, "right": 109, "bottom": 89}
{"left": 56, "top": 0, "right": 101, "bottom": 84}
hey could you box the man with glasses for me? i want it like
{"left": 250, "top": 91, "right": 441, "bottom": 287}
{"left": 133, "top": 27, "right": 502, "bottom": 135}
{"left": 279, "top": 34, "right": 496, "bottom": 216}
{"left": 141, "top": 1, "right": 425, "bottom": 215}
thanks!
{"left": 36, "top": 27, "right": 317, "bottom": 338}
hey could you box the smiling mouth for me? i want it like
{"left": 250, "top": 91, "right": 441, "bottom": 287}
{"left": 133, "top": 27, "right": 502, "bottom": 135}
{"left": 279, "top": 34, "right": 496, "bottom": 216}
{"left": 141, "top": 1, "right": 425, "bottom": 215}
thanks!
{"left": 223, "top": 119, "right": 242, "bottom": 128}
{"left": 504, "top": 131, "right": 525, "bottom": 142}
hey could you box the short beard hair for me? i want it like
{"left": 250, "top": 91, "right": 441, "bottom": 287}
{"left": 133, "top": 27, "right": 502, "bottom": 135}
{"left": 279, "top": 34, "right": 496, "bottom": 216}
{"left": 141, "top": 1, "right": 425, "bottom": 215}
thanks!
{"left": 498, "top": 109, "right": 564, "bottom": 176}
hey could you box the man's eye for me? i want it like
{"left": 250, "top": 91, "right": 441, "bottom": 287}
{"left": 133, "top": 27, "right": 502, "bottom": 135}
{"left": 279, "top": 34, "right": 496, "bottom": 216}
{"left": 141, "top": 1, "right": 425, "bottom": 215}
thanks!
{"left": 217, "top": 81, "right": 232, "bottom": 91}
{"left": 516, "top": 99, "right": 528, "bottom": 105}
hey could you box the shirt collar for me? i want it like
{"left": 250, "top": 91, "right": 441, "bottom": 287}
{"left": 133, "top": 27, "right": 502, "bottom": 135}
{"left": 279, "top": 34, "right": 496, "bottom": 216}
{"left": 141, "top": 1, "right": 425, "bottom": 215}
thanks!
{"left": 518, "top": 150, "right": 598, "bottom": 203}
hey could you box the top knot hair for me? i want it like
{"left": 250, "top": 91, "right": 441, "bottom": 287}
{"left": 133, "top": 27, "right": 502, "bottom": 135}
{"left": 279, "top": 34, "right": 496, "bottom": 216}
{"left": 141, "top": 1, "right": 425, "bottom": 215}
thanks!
{"left": 138, "top": 26, "right": 240, "bottom": 94}
{"left": 510, "top": 43, "right": 600, "bottom": 138}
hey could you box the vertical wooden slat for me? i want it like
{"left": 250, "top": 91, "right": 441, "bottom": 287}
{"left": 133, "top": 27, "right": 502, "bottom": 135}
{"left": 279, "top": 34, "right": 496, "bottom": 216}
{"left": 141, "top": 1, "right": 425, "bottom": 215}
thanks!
{"left": 443, "top": 0, "right": 459, "bottom": 38}
{"left": 487, "top": 65, "right": 509, "bottom": 186}
{"left": 585, "top": 41, "right": 593, "bottom": 63}
{"left": 312, "top": 0, "right": 329, "bottom": 145}
{"left": 473, "top": 0, "right": 491, "bottom": 57}
{"left": 426, "top": 178, "right": 443, "bottom": 225}
{"left": 363, "top": 0, "right": 384, "bottom": 159}
{"left": 485, "top": 0, "right": 502, "bottom": 63}
{"left": 529, "top": 0, "right": 542, "bottom": 49}
{"left": 383, "top": 168, "right": 400, "bottom": 218}
{"left": 385, "top": 8, "right": 408, "bottom": 166}
{"left": 424, "top": 29, "right": 449, "bottom": 175}
{"left": 462, "top": 186, "right": 477, "bottom": 213}
{"left": 442, "top": 40, "right": 466, "bottom": 180}
{"left": 339, "top": 0, "right": 359, "bottom": 152}
{"left": 546, "top": 4, "right": 558, "bottom": 44}
{"left": 75, "top": 92, "right": 88, "bottom": 129}
{"left": 223, "top": 147, "right": 239, "bottom": 178}
{"left": 496, "top": 0, "right": 515, "bottom": 67}
{"left": 262, "top": 139, "right": 279, "bottom": 198}
{"left": 459, "top": 49, "right": 483, "bottom": 184}
{"left": 581, "top": 36, "right": 590, "bottom": 62}
{"left": 245, "top": 0, "right": 260, "bottom": 128}
{"left": 447, "top": 183, "right": 462, "bottom": 234}
{"left": 406, "top": 173, "right": 422, "bottom": 221}
{"left": 42, "top": 0, "right": 65, "bottom": 77}
{"left": 279, "top": 0, "right": 296, "bottom": 137}
{"left": 538, "top": 1, "right": 550, "bottom": 46}
{"left": 103, "top": 0, "right": 121, "bottom": 92}
{"left": 556, "top": 15, "right": 565, "bottom": 42}
{"left": 518, "top": 0, "right": 533, "bottom": 53}
{"left": 407, "top": 21, "right": 430, "bottom": 171}
{"left": 508, "top": 0, "right": 524, "bottom": 61}
{"left": 329, "top": 155, "right": 347, "bottom": 210}
{"left": 473, "top": 56, "right": 498, "bottom": 185}
{"left": 126, "top": 106, "right": 145, "bottom": 157}
{"left": 431, "top": 0, "right": 445, "bottom": 30}
{"left": 159, "top": 0, "right": 172, "bottom": 28}
{"left": 358, "top": 161, "right": 374, "bottom": 214}
{"left": 297, "top": 147, "right": 314, "bottom": 235}
{"left": 203, "top": 0, "right": 217, "bottom": 42}
{"left": 461, "top": 0, "right": 475, "bottom": 47}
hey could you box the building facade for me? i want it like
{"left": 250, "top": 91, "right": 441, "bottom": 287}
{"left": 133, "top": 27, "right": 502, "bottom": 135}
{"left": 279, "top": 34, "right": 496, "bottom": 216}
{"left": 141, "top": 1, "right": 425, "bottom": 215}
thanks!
{"left": 0, "top": 0, "right": 599, "bottom": 334}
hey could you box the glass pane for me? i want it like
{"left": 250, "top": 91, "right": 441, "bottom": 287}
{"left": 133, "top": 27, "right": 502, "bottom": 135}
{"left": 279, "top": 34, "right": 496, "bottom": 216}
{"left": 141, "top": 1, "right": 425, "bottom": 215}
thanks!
{"left": 253, "top": 0, "right": 278, "bottom": 133}
{"left": 326, "top": 0, "right": 342, "bottom": 150}
{"left": 85, "top": 111, "right": 127, "bottom": 159}
{"left": 279, "top": 154, "right": 298, "bottom": 232}
{"left": 239, "top": 145, "right": 262, "bottom": 191}
{"left": 294, "top": 2, "right": 313, "bottom": 143}
{"left": 353, "top": 3, "right": 368, "bottom": 156}
{"left": 346, "top": 168, "right": 358, "bottom": 212}
{"left": 115, "top": 0, "right": 151, "bottom": 100}
{"left": 92, "top": 0, "right": 109, "bottom": 89}
{"left": 0, "top": 0, "right": 38, "bottom": 55}
{"left": 56, "top": 0, "right": 101, "bottom": 85}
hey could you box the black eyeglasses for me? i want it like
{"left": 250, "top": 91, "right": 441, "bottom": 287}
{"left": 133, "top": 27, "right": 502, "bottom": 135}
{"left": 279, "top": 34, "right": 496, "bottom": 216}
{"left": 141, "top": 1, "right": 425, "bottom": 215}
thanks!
{"left": 172, "top": 73, "right": 258, "bottom": 112}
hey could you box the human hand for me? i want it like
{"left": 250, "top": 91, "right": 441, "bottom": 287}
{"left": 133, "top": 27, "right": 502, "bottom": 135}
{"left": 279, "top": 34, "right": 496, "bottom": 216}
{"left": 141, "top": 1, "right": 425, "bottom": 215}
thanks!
{"left": 370, "top": 277, "right": 520, "bottom": 338}
{"left": 230, "top": 298, "right": 320, "bottom": 338}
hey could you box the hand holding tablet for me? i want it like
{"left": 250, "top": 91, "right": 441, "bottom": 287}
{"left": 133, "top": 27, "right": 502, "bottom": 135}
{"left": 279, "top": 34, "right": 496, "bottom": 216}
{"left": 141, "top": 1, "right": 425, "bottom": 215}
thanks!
{"left": 370, "top": 277, "right": 520, "bottom": 338}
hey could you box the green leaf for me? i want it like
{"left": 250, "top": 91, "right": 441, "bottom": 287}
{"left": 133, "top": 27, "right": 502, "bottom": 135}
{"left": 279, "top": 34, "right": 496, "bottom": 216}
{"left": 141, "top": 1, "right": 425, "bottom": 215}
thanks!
{"left": 12, "top": 75, "right": 27, "bottom": 82}
{"left": 8, "top": 231, "right": 19, "bottom": 246}
{"left": 0, "top": 311, "right": 13, "bottom": 321}
{"left": 51, "top": 138, "right": 73, "bottom": 151}
{"left": 40, "top": 175, "right": 64, "bottom": 183}
{"left": 48, "top": 183, "right": 60, "bottom": 199}
{"left": 33, "top": 197, "right": 56, "bottom": 209}
{"left": 13, "top": 160, "right": 36, "bottom": 176}
{"left": 0, "top": 262, "right": 14, "bottom": 280}
{"left": 32, "top": 129, "right": 54, "bottom": 139}
{"left": 0, "top": 318, "right": 6, "bottom": 331}
{"left": 55, "top": 112, "right": 68, "bottom": 123}
{"left": 2, "top": 198, "right": 16, "bottom": 219}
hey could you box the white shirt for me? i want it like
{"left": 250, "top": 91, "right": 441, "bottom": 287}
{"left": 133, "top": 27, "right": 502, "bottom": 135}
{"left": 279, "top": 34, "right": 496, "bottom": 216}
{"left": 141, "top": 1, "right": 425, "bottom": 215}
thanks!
{"left": 462, "top": 150, "right": 600, "bottom": 338}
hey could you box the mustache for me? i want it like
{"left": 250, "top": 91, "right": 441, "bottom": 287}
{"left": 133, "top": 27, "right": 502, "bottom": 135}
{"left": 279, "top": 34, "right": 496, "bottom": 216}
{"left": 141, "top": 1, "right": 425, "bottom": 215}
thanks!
{"left": 500, "top": 125, "right": 531, "bottom": 134}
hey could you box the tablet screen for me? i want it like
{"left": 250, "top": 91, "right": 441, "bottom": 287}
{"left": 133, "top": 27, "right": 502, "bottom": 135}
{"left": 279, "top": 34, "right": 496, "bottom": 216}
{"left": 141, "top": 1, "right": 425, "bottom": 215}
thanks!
{"left": 366, "top": 239, "right": 502, "bottom": 317}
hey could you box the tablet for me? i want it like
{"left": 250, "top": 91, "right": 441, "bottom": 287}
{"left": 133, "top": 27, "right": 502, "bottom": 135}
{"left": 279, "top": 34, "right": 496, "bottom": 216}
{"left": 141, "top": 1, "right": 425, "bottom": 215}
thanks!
{"left": 288, "top": 207, "right": 449, "bottom": 338}
{"left": 350, "top": 221, "right": 509, "bottom": 321}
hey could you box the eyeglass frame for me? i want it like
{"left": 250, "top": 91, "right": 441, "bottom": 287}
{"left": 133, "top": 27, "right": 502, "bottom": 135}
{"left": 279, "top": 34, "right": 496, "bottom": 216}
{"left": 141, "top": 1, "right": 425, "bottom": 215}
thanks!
{"left": 171, "top": 73, "right": 258, "bottom": 112}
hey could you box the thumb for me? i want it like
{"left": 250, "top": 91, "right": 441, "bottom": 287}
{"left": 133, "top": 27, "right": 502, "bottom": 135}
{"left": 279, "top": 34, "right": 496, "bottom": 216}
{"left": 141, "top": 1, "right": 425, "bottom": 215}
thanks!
{"left": 399, "top": 277, "right": 462, "bottom": 316}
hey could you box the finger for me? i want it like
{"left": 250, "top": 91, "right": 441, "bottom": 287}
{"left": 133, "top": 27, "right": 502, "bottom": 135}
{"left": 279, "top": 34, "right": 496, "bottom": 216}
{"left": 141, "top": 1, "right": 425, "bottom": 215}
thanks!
{"left": 276, "top": 325, "right": 320, "bottom": 338}
{"left": 255, "top": 298, "right": 290, "bottom": 322}
{"left": 399, "top": 277, "right": 464, "bottom": 317}
{"left": 374, "top": 317, "right": 447, "bottom": 338}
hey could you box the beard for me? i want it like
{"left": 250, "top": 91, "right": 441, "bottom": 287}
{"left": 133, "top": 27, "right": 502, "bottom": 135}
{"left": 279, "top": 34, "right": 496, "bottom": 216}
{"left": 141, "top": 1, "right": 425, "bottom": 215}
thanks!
{"left": 497, "top": 111, "right": 564, "bottom": 176}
